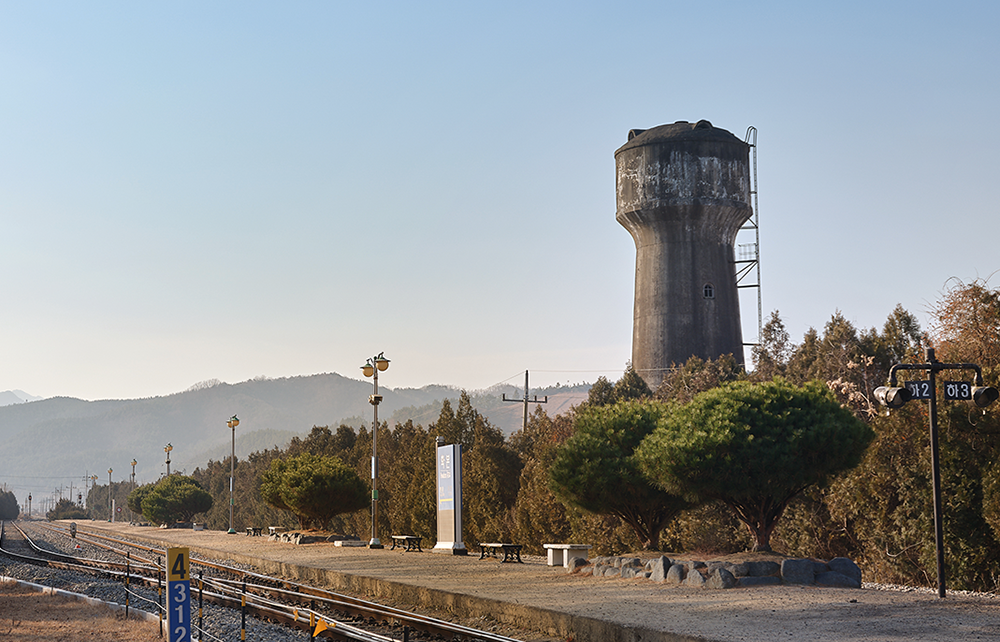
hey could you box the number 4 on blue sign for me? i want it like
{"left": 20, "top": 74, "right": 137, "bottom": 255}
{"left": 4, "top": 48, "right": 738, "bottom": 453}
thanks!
{"left": 944, "top": 381, "right": 972, "bottom": 400}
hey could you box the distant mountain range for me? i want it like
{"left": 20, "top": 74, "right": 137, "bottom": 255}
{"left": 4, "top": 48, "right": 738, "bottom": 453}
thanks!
{"left": 0, "top": 390, "right": 42, "bottom": 406}
{"left": 0, "top": 374, "right": 589, "bottom": 487}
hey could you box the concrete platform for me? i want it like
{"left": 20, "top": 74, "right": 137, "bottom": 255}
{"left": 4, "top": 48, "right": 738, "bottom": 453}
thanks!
{"left": 73, "top": 522, "right": 1000, "bottom": 642}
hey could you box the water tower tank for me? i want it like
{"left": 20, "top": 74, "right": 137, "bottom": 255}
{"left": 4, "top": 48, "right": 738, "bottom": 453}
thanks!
{"left": 615, "top": 120, "right": 752, "bottom": 389}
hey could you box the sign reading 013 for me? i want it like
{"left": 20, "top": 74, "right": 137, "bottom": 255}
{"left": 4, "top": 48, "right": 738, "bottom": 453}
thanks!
{"left": 166, "top": 547, "right": 192, "bottom": 642}
{"left": 944, "top": 381, "right": 973, "bottom": 400}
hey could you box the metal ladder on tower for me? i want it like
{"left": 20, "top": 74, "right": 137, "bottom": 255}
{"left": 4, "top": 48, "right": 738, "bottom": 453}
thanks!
{"left": 735, "top": 126, "right": 762, "bottom": 350}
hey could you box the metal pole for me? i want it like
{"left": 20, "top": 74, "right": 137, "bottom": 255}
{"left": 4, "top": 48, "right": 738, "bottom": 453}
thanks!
{"left": 370, "top": 365, "right": 380, "bottom": 548}
{"left": 927, "top": 349, "right": 947, "bottom": 598}
{"left": 230, "top": 422, "right": 235, "bottom": 533}
{"left": 523, "top": 370, "right": 529, "bottom": 432}
{"left": 108, "top": 469, "right": 113, "bottom": 521}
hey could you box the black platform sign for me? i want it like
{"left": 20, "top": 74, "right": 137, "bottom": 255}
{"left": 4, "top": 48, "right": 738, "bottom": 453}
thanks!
{"left": 905, "top": 380, "right": 933, "bottom": 400}
{"left": 944, "top": 381, "right": 973, "bottom": 401}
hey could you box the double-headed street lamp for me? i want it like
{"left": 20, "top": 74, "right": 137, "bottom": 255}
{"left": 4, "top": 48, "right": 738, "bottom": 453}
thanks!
{"left": 164, "top": 443, "right": 173, "bottom": 476}
{"left": 361, "top": 352, "right": 390, "bottom": 549}
{"left": 227, "top": 415, "right": 240, "bottom": 534}
{"left": 875, "top": 347, "right": 998, "bottom": 598}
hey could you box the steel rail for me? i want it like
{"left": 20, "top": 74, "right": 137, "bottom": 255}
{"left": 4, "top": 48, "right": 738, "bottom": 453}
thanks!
{"left": 15, "top": 522, "right": 526, "bottom": 642}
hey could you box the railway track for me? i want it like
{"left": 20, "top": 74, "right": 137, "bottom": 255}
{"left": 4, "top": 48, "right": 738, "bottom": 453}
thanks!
{"left": 1, "top": 521, "right": 526, "bottom": 642}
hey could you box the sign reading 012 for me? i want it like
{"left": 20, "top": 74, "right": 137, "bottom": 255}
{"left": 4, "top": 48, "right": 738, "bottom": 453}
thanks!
{"left": 904, "top": 380, "right": 933, "bottom": 400}
{"left": 166, "top": 547, "right": 192, "bottom": 642}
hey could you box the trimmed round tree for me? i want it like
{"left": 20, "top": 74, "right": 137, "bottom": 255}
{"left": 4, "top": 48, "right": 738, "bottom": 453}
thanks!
{"left": 636, "top": 378, "right": 873, "bottom": 552}
{"left": 140, "top": 475, "right": 214, "bottom": 525}
{"left": 549, "top": 399, "right": 690, "bottom": 550}
{"left": 259, "top": 453, "right": 368, "bottom": 530}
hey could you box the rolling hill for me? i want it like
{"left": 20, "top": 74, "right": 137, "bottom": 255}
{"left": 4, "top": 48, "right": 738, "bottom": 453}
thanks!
{"left": 0, "top": 374, "right": 590, "bottom": 486}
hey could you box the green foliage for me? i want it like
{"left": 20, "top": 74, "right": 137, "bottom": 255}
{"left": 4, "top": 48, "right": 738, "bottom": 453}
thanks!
{"left": 140, "top": 475, "right": 214, "bottom": 525}
{"left": 612, "top": 366, "right": 653, "bottom": 402}
{"left": 46, "top": 498, "right": 86, "bottom": 521}
{"left": 637, "top": 379, "right": 873, "bottom": 552}
{"left": 511, "top": 410, "right": 573, "bottom": 553}
{"left": 654, "top": 354, "right": 745, "bottom": 404}
{"left": 550, "top": 399, "right": 690, "bottom": 550}
{"left": 582, "top": 366, "right": 652, "bottom": 409}
{"left": 0, "top": 490, "right": 20, "bottom": 520}
{"left": 259, "top": 453, "right": 368, "bottom": 530}
{"left": 752, "top": 310, "right": 793, "bottom": 381}
{"left": 127, "top": 484, "right": 153, "bottom": 516}
{"left": 828, "top": 396, "right": 1000, "bottom": 591}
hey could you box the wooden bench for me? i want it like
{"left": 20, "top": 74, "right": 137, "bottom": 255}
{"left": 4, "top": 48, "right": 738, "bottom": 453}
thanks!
{"left": 543, "top": 543, "right": 592, "bottom": 567}
{"left": 390, "top": 535, "right": 423, "bottom": 552}
{"left": 246, "top": 527, "right": 262, "bottom": 537}
{"left": 478, "top": 542, "right": 524, "bottom": 563}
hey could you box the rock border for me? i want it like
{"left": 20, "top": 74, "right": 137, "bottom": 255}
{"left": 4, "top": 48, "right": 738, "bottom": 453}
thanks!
{"left": 569, "top": 555, "right": 862, "bottom": 589}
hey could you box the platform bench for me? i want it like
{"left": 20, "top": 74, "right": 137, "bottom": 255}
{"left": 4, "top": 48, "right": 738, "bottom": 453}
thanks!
{"left": 246, "top": 527, "right": 262, "bottom": 537}
{"left": 390, "top": 535, "right": 423, "bottom": 552}
{"left": 543, "top": 543, "right": 592, "bottom": 567}
{"left": 478, "top": 543, "right": 524, "bottom": 563}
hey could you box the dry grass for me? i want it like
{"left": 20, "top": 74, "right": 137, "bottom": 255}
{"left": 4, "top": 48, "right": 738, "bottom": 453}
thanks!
{"left": 0, "top": 580, "right": 162, "bottom": 641}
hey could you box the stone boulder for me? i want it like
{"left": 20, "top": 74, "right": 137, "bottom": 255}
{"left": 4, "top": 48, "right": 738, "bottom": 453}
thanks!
{"left": 829, "top": 557, "right": 862, "bottom": 586}
{"left": 781, "top": 558, "right": 816, "bottom": 585}
{"left": 648, "top": 556, "right": 673, "bottom": 583}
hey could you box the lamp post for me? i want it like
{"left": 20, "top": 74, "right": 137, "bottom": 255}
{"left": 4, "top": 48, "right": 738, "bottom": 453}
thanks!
{"left": 227, "top": 415, "right": 240, "bottom": 534}
{"left": 361, "top": 352, "right": 390, "bottom": 549}
{"left": 27, "top": 494, "right": 31, "bottom": 519}
{"left": 875, "top": 347, "right": 998, "bottom": 598}
{"left": 130, "top": 459, "right": 137, "bottom": 522}
{"left": 164, "top": 443, "right": 173, "bottom": 476}
{"left": 107, "top": 468, "right": 113, "bottom": 521}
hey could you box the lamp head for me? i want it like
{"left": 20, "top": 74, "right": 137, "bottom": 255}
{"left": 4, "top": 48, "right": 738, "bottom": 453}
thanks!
{"left": 362, "top": 360, "right": 375, "bottom": 378}
{"left": 131, "top": 459, "right": 137, "bottom": 466}
{"left": 973, "top": 386, "right": 999, "bottom": 408}
{"left": 874, "top": 386, "right": 912, "bottom": 409}
{"left": 108, "top": 468, "right": 113, "bottom": 475}
{"left": 375, "top": 352, "right": 390, "bottom": 372}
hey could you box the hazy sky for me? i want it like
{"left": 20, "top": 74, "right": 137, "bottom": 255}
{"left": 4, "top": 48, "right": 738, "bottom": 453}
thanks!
{"left": 2, "top": 2, "right": 998, "bottom": 401}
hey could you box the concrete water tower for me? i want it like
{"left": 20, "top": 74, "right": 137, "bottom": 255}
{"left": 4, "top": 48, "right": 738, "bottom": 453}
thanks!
{"left": 615, "top": 120, "right": 752, "bottom": 389}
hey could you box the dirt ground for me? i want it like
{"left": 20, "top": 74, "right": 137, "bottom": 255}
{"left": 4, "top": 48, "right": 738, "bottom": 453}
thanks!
{"left": 0, "top": 580, "right": 162, "bottom": 642}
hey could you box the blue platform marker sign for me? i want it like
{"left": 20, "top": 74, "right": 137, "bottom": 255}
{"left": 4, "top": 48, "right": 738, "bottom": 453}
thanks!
{"left": 166, "top": 547, "right": 192, "bottom": 642}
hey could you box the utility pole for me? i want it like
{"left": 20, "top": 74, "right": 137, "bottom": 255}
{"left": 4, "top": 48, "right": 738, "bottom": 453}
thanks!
{"left": 502, "top": 371, "right": 548, "bottom": 432}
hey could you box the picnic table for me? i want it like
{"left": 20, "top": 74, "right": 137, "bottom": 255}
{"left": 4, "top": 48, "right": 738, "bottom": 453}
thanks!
{"left": 390, "top": 535, "right": 423, "bottom": 552}
{"left": 246, "top": 527, "right": 262, "bottom": 536}
{"left": 478, "top": 542, "right": 523, "bottom": 563}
